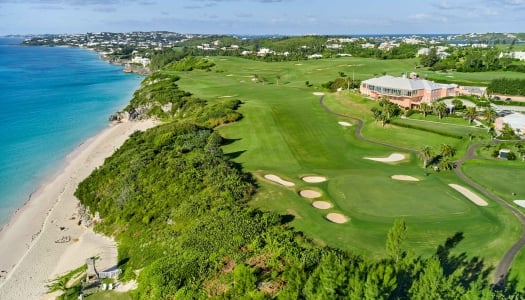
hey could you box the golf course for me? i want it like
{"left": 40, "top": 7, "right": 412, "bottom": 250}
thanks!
{"left": 172, "top": 56, "right": 524, "bottom": 283}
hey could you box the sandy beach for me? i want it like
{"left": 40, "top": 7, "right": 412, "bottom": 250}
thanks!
{"left": 0, "top": 119, "right": 157, "bottom": 299}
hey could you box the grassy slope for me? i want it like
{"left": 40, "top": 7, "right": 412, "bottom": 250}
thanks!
{"left": 461, "top": 159, "right": 525, "bottom": 289}
{"left": 175, "top": 56, "right": 521, "bottom": 268}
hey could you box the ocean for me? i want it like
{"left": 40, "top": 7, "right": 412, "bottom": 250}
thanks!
{"left": 0, "top": 38, "right": 143, "bottom": 224}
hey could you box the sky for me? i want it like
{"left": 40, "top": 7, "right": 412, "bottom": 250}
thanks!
{"left": 1, "top": 0, "right": 525, "bottom": 36}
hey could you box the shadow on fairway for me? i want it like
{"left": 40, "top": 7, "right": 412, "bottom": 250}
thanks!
{"left": 222, "top": 137, "right": 242, "bottom": 146}
{"left": 225, "top": 150, "right": 246, "bottom": 160}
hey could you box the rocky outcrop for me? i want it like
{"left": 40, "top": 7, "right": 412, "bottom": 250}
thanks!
{"left": 123, "top": 63, "right": 150, "bottom": 75}
{"left": 109, "top": 104, "right": 153, "bottom": 122}
{"left": 99, "top": 54, "right": 150, "bottom": 75}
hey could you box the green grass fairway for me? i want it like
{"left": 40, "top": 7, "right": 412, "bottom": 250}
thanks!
{"left": 175, "top": 56, "right": 522, "bottom": 268}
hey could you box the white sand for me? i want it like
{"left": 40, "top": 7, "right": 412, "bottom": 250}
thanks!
{"left": 312, "top": 201, "right": 332, "bottom": 209}
{"left": 264, "top": 174, "right": 295, "bottom": 187}
{"left": 313, "top": 92, "right": 325, "bottom": 96}
{"left": 299, "top": 190, "right": 322, "bottom": 199}
{"left": 0, "top": 119, "right": 157, "bottom": 299}
{"left": 302, "top": 176, "right": 327, "bottom": 183}
{"left": 364, "top": 153, "right": 405, "bottom": 163}
{"left": 391, "top": 175, "right": 419, "bottom": 182}
{"left": 338, "top": 121, "right": 352, "bottom": 127}
{"left": 448, "top": 184, "right": 488, "bottom": 206}
{"left": 326, "top": 213, "right": 349, "bottom": 224}
{"left": 514, "top": 200, "right": 525, "bottom": 208}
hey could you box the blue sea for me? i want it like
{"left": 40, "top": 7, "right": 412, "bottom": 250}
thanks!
{"left": 0, "top": 38, "right": 143, "bottom": 225}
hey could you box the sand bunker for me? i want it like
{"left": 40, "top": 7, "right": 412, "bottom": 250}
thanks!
{"left": 391, "top": 175, "right": 419, "bottom": 182}
{"left": 338, "top": 121, "right": 352, "bottom": 127}
{"left": 313, "top": 92, "right": 325, "bottom": 96}
{"left": 302, "top": 176, "right": 327, "bottom": 183}
{"left": 299, "top": 189, "right": 322, "bottom": 198}
{"left": 449, "top": 184, "right": 488, "bottom": 206}
{"left": 326, "top": 213, "right": 349, "bottom": 224}
{"left": 312, "top": 201, "right": 333, "bottom": 209}
{"left": 364, "top": 153, "right": 405, "bottom": 163}
{"left": 264, "top": 174, "right": 295, "bottom": 187}
{"left": 514, "top": 200, "right": 525, "bottom": 208}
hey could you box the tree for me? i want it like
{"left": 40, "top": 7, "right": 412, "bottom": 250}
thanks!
{"left": 408, "top": 256, "right": 458, "bottom": 299}
{"left": 438, "top": 158, "right": 454, "bottom": 171}
{"left": 440, "top": 144, "right": 456, "bottom": 159}
{"left": 465, "top": 107, "right": 478, "bottom": 124}
{"left": 483, "top": 108, "right": 496, "bottom": 124}
{"left": 451, "top": 99, "right": 463, "bottom": 110}
{"left": 379, "top": 96, "right": 391, "bottom": 108}
{"left": 386, "top": 219, "right": 407, "bottom": 262}
{"left": 418, "top": 146, "right": 433, "bottom": 168}
{"left": 420, "top": 47, "right": 439, "bottom": 68}
{"left": 433, "top": 102, "right": 448, "bottom": 119}
{"left": 420, "top": 103, "right": 431, "bottom": 118}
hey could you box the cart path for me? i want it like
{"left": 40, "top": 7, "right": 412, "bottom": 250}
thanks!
{"left": 318, "top": 95, "right": 525, "bottom": 289}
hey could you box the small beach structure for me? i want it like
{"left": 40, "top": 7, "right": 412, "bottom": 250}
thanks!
{"left": 86, "top": 257, "right": 98, "bottom": 281}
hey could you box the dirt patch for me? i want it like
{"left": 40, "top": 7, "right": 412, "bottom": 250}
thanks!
{"left": 302, "top": 176, "right": 327, "bottom": 183}
{"left": 326, "top": 213, "right": 349, "bottom": 224}
{"left": 391, "top": 175, "right": 419, "bottom": 181}
{"left": 514, "top": 200, "right": 525, "bottom": 208}
{"left": 364, "top": 153, "right": 405, "bottom": 163}
{"left": 338, "top": 121, "right": 352, "bottom": 127}
{"left": 299, "top": 190, "right": 322, "bottom": 198}
{"left": 313, "top": 92, "right": 325, "bottom": 96}
{"left": 264, "top": 174, "right": 294, "bottom": 187}
{"left": 312, "top": 201, "right": 332, "bottom": 209}
{"left": 449, "top": 184, "right": 488, "bottom": 206}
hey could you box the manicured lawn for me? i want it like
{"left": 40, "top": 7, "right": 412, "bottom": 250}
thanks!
{"left": 86, "top": 291, "right": 132, "bottom": 300}
{"left": 421, "top": 70, "right": 525, "bottom": 85}
{"left": 462, "top": 160, "right": 525, "bottom": 208}
{"left": 176, "top": 56, "right": 522, "bottom": 270}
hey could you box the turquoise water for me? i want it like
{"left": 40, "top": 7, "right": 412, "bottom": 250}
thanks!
{"left": 0, "top": 38, "right": 142, "bottom": 224}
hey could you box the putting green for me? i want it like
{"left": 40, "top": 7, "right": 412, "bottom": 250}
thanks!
{"left": 328, "top": 173, "right": 472, "bottom": 218}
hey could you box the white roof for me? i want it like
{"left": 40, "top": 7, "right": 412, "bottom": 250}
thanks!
{"left": 500, "top": 112, "right": 525, "bottom": 129}
{"left": 363, "top": 75, "right": 456, "bottom": 92}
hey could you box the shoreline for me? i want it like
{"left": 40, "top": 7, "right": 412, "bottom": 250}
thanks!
{"left": 0, "top": 119, "right": 157, "bottom": 299}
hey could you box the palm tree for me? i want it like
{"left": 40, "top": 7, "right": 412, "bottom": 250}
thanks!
{"left": 439, "top": 158, "right": 454, "bottom": 171}
{"left": 379, "top": 96, "right": 390, "bottom": 107}
{"left": 379, "top": 113, "right": 389, "bottom": 127}
{"left": 440, "top": 144, "right": 456, "bottom": 159}
{"left": 420, "top": 103, "right": 431, "bottom": 118}
{"left": 433, "top": 102, "right": 447, "bottom": 119}
{"left": 483, "top": 108, "right": 496, "bottom": 124}
{"left": 418, "top": 146, "right": 433, "bottom": 168}
{"left": 465, "top": 107, "right": 477, "bottom": 124}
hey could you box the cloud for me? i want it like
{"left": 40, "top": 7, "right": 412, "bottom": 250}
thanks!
{"left": 93, "top": 6, "right": 117, "bottom": 12}
{"left": 432, "top": 1, "right": 465, "bottom": 9}
{"left": 235, "top": 12, "right": 253, "bottom": 18}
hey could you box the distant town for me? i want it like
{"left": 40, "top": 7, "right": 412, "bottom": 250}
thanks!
{"left": 16, "top": 32, "right": 525, "bottom": 73}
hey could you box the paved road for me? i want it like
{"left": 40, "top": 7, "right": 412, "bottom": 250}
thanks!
{"left": 454, "top": 143, "right": 525, "bottom": 289}
{"left": 318, "top": 95, "right": 525, "bottom": 289}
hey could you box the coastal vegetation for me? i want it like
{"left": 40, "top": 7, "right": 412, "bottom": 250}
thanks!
{"left": 67, "top": 51, "right": 525, "bottom": 299}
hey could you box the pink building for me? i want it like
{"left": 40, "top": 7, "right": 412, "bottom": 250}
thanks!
{"left": 360, "top": 75, "right": 457, "bottom": 108}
